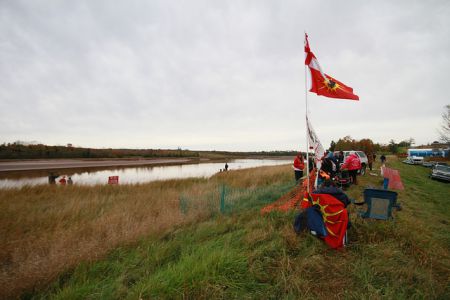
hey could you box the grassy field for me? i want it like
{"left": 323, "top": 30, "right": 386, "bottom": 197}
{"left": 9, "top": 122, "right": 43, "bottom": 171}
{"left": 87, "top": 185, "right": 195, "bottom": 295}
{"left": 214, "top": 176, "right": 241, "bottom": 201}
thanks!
{"left": 1, "top": 156, "right": 449, "bottom": 299}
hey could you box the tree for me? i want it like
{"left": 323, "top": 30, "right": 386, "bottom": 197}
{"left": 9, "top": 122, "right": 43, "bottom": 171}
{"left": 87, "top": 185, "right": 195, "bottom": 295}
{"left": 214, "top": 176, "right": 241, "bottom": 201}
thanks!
{"left": 438, "top": 104, "right": 450, "bottom": 143}
{"left": 329, "top": 140, "right": 336, "bottom": 152}
{"left": 398, "top": 139, "right": 411, "bottom": 147}
{"left": 359, "top": 138, "right": 375, "bottom": 153}
{"left": 388, "top": 139, "right": 398, "bottom": 154}
{"left": 335, "top": 136, "right": 355, "bottom": 151}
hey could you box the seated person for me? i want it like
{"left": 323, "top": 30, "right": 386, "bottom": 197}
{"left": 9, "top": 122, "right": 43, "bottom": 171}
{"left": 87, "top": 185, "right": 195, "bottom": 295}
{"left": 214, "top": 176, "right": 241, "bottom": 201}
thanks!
{"left": 319, "top": 154, "right": 337, "bottom": 184}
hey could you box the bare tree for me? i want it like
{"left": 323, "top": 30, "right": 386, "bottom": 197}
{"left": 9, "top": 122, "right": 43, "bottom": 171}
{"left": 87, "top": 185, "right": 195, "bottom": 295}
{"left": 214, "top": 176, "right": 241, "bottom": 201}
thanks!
{"left": 438, "top": 105, "right": 450, "bottom": 143}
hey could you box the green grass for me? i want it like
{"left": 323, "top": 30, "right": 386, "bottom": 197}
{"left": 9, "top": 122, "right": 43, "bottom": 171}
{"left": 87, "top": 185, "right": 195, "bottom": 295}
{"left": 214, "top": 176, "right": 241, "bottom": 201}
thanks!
{"left": 21, "top": 157, "right": 450, "bottom": 299}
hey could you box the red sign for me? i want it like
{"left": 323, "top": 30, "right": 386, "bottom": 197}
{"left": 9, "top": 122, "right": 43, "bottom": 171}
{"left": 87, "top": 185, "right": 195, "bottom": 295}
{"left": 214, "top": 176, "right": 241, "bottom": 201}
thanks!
{"left": 108, "top": 176, "right": 119, "bottom": 185}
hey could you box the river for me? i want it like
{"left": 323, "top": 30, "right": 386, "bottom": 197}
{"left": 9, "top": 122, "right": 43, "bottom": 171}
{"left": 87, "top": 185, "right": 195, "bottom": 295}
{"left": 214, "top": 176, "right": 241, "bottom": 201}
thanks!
{"left": 0, "top": 158, "right": 292, "bottom": 188}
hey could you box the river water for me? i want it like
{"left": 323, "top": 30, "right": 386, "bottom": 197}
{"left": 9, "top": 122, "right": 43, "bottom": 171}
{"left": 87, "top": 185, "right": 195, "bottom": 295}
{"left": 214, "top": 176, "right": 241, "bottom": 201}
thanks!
{"left": 0, "top": 159, "right": 292, "bottom": 189}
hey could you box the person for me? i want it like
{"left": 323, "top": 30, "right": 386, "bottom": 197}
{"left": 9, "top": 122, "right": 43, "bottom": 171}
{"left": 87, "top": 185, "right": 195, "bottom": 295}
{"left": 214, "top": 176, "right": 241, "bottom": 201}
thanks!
{"left": 59, "top": 176, "right": 67, "bottom": 185}
{"left": 367, "top": 152, "right": 374, "bottom": 171}
{"left": 68, "top": 176, "right": 73, "bottom": 185}
{"left": 308, "top": 156, "right": 315, "bottom": 172}
{"left": 48, "top": 173, "right": 58, "bottom": 184}
{"left": 224, "top": 163, "right": 229, "bottom": 171}
{"left": 320, "top": 152, "right": 338, "bottom": 179}
{"left": 380, "top": 154, "right": 386, "bottom": 165}
{"left": 340, "top": 152, "right": 361, "bottom": 185}
{"left": 293, "top": 153, "right": 305, "bottom": 182}
{"left": 328, "top": 152, "right": 338, "bottom": 175}
{"left": 337, "top": 151, "right": 344, "bottom": 166}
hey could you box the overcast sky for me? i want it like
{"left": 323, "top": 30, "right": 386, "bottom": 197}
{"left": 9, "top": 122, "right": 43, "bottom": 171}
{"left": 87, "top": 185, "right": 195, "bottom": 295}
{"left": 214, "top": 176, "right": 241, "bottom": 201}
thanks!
{"left": 1, "top": 1, "right": 449, "bottom": 151}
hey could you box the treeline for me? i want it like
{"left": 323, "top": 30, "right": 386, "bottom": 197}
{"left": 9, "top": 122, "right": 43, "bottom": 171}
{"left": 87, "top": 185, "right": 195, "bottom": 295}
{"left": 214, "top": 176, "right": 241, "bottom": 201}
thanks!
{"left": 205, "top": 150, "right": 298, "bottom": 157}
{"left": 0, "top": 143, "right": 298, "bottom": 160}
{"left": 0, "top": 143, "right": 199, "bottom": 159}
{"left": 329, "top": 136, "right": 416, "bottom": 154}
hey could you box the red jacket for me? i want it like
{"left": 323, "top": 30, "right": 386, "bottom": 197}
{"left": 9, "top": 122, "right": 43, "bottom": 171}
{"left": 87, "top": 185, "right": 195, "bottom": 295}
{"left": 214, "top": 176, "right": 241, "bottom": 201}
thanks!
{"left": 293, "top": 156, "right": 305, "bottom": 170}
{"left": 341, "top": 153, "right": 361, "bottom": 171}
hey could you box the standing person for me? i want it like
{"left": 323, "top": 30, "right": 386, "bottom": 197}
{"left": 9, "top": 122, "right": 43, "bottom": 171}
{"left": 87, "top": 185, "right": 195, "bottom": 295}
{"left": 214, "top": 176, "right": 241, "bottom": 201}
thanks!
{"left": 293, "top": 153, "right": 305, "bottom": 182}
{"left": 337, "top": 151, "right": 344, "bottom": 165}
{"left": 340, "top": 153, "right": 361, "bottom": 185}
{"left": 380, "top": 154, "right": 386, "bottom": 165}
{"left": 327, "top": 152, "right": 338, "bottom": 176}
{"left": 224, "top": 163, "right": 229, "bottom": 171}
{"left": 48, "top": 173, "right": 58, "bottom": 184}
{"left": 68, "top": 176, "right": 73, "bottom": 185}
{"left": 308, "top": 156, "right": 315, "bottom": 172}
{"left": 367, "top": 152, "right": 374, "bottom": 171}
{"left": 59, "top": 176, "right": 67, "bottom": 185}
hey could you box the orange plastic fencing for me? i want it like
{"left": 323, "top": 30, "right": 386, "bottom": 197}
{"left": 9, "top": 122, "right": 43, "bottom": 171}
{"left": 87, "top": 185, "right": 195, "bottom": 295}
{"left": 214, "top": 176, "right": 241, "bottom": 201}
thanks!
{"left": 260, "top": 170, "right": 317, "bottom": 214}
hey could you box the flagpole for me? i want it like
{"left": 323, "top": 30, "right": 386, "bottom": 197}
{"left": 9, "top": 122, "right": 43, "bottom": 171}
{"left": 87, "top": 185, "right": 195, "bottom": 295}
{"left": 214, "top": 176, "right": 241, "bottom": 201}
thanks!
{"left": 304, "top": 32, "right": 310, "bottom": 195}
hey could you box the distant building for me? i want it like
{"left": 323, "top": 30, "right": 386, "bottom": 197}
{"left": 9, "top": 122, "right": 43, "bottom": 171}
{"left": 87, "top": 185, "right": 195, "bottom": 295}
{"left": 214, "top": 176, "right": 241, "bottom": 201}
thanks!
{"left": 67, "top": 143, "right": 73, "bottom": 148}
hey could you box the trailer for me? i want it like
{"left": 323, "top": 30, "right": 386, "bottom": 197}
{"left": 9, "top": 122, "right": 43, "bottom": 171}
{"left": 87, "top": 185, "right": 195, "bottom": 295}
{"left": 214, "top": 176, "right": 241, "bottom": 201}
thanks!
{"left": 407, "top": 148, "right": 448, "bottom": 158}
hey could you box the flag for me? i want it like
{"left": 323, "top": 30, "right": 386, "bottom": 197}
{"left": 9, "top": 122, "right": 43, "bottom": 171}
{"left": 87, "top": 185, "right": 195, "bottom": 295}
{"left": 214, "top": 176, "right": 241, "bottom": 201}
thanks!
{"left": 305, "top": 33, "right": 359, "bottom": 101}
{"left": 306, "top": 116, "right": 325, "bottom": 170}
{"left": 310, "top": 193, "right": 349, "bottom": 249}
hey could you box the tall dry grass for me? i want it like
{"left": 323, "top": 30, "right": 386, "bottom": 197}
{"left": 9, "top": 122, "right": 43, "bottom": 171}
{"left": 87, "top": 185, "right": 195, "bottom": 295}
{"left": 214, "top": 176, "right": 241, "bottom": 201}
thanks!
{"left": 0, "top": 164, "right": 291, "bottom": 299}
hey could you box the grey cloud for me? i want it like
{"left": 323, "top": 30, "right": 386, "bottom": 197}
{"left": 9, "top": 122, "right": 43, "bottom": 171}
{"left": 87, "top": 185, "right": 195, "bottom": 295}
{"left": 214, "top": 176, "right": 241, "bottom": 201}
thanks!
{"left": 1, "top": 0, "right": 449, "bottom": 150}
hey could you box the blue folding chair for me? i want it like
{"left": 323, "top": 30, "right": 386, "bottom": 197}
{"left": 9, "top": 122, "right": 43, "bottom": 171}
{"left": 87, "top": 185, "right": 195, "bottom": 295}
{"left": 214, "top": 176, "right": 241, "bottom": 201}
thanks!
{"left": 360, "top": 188, "right": 400, "bottom": 220}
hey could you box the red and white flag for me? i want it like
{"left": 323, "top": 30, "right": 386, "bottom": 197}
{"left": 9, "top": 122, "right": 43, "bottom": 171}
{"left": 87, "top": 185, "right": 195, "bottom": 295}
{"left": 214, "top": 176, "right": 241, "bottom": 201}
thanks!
{"left": 306, "top": 116, "right": 325, "bottom": 169}
{"left": 305, "top": 34, "right": 359, "bottom": 101}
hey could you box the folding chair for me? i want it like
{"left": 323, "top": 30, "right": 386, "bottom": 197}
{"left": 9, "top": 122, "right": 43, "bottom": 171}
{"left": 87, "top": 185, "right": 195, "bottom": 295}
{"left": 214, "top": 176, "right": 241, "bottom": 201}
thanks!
{"left": 360, "top": 188, "right": 400, "bottom": 220}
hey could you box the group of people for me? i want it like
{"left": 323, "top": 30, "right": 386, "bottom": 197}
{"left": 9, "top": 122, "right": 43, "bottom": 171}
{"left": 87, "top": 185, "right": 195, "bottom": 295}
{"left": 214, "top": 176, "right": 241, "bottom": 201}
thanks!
{"left": 48, "top": 174, "right": 73, "bottom": 185}
{"left": 293, "top": 150, "right": 383, "bottom": 186}
{"left": 59, "top": 176, "right": 73, "bottom": 185}
{"left": 315, "top": 151, "right": 360, "bottom": 185}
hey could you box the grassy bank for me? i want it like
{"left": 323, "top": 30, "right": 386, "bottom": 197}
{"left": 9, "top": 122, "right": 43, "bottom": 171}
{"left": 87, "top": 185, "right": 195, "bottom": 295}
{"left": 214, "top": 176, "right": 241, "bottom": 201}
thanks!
{"left": 0, "top": 164, "right": 293, "bottom": 298}
{"left": 2, "top": 157, "right": 450, "bottom": 298}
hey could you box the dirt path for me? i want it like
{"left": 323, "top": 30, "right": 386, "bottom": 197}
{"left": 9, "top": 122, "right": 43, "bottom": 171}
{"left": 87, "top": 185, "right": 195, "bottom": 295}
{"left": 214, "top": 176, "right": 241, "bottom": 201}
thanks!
{"left": 0, "top": 158, "right": 193, "bottom": 172}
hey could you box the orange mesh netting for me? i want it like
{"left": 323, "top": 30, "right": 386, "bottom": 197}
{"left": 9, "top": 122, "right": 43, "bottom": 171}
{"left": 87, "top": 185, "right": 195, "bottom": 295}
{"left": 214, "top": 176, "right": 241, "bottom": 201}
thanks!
{"left": 260, "top": 169, "right": 317, "bottom": 214}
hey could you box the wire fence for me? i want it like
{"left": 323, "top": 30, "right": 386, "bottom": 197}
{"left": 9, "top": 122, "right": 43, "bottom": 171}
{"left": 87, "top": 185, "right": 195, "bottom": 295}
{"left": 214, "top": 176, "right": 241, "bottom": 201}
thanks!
{"left": 179, "top": 182, "right": 296, "bottom": 215}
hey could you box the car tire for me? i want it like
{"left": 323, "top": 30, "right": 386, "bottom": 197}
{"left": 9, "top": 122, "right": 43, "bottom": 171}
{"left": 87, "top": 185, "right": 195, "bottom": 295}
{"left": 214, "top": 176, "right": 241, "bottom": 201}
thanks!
{"left": 360, "top": 164, "right": 366, "bottom": 175}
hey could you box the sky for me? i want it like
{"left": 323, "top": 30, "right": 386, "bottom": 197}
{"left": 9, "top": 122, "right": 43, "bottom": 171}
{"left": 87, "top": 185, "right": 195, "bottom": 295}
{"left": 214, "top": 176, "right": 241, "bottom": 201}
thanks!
{"left": 1, "top": 0, "right": 449, "bottom": 152}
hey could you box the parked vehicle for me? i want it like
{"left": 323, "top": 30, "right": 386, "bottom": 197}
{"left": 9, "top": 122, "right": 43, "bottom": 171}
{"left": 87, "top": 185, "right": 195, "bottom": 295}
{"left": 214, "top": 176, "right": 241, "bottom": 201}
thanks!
{"left": 403, "top": 156, "right": 424, "bottom": 165}
{"left": 342, "top": 151, "right": 368, "bottom": 175}
{"left": 423, "top": 161, "right": 448, "bottom": 168}
{"left": 430, "top": 165, "right": 450, "bottom": 182}
{"left": 422, "top": 161, "right": 436, "bottom": 167}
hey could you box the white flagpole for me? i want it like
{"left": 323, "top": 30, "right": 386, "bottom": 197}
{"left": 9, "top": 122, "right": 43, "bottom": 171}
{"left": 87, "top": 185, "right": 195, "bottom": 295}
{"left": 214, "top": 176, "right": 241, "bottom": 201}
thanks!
{"left": 304, "top": 33, "right": 310, "bottom": 195}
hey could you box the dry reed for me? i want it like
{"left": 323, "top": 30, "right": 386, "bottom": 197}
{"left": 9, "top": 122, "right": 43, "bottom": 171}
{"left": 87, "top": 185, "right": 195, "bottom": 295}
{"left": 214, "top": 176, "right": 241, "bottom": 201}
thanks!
{"left": 0, "top": 164, "right": 291, "bottom": 298}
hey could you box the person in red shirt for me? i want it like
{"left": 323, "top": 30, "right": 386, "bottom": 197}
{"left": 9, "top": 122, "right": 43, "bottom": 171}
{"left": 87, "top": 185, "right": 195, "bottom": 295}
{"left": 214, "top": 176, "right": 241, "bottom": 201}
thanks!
{"left": 340, "top": 153, "right": 361, "bottom": 185}
{"left": 293, "top": 153, "right": 305, "bottom": 182}
{"left": 59, "top": 176, "right": 67, "bottom": 185}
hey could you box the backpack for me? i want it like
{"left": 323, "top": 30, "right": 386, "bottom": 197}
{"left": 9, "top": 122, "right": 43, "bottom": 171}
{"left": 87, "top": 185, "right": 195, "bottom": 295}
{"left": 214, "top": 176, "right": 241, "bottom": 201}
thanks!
{"left": 293, "top": 205, "right": 327, "bottom": 237}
